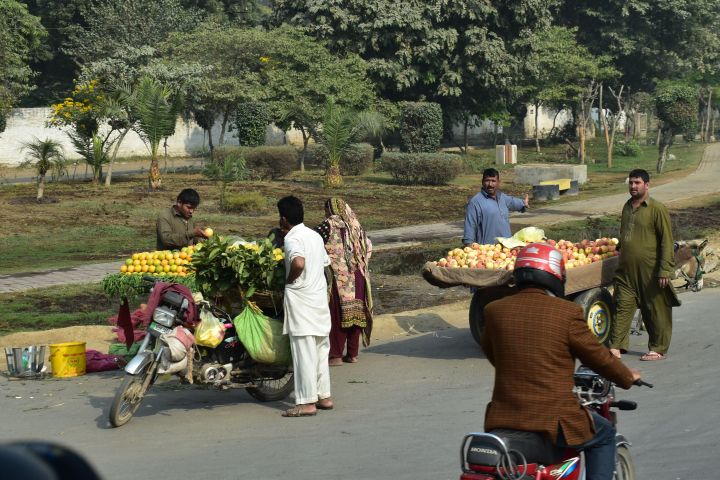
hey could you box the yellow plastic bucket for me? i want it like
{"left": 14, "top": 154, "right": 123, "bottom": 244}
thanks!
{"left": 49, "top": 342, "right": 86, "bottom": 378}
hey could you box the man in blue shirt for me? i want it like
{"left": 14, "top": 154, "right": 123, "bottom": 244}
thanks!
{"left": 463, "top": 168, "right": 529, "bottom": 245}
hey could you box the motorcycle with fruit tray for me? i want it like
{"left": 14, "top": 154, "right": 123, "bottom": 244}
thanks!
{"left": 422, "top": 231, "right": 621, "bottom": 346}
{"left": 104, "top": 235, "right": 292, "bottom": 427}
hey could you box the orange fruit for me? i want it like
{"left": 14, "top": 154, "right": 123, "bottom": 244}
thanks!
{"left": 127, "top": 265, "right": 135, "bottom": 273}
{"left": 163, "top": 265, "right": 170, "bottom": 272}
{"left": 120, "top": 265, "right": 128, "bottom": 273}
{"left": 132, "top": 253, "right": 139, "bottom": 260}
{"left": 148, "top": 265, "right": 156, "bottom": 273}
{"left": 141, "top": 265, "right": 149, "bottom": 272}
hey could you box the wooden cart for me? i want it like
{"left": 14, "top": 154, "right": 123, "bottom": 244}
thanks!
{"left": 422, "top": 256, "right": 619, "bottom": 345}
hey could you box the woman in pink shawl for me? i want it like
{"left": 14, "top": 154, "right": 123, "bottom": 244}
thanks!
{"left": 315, "top": 198, "right": 373, "bottom": 366}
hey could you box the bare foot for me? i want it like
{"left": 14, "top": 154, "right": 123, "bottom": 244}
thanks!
{"left": 609, "top": 348, "right": 622, "bottom": 359}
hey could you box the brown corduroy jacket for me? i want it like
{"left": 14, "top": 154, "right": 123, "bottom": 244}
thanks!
{"left": 481, "top": 288, "right": 635, "bottom": 445}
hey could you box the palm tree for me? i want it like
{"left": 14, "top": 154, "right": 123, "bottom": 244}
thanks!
{"left": 318, "top": 99, "right": 385, "bottom": 187}
{"left": 132, "top": 76, "right": 182, "bottom": 190}
{"left": 20, "top": 137, "right": 66, "bottom": 200}
{"left": 68, "top": 132, "right": 112, "bottom": 184}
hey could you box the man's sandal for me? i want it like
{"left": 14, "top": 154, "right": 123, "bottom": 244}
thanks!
{"left": 282, "top": 406, "right": 317, "bottom": 417}
{"left": 640, "top": 351, "right": 666, "bottom": 361}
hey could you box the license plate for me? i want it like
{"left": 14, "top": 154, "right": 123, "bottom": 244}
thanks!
{"left": 148, "top": 322, "right": 172, "bottom": 336}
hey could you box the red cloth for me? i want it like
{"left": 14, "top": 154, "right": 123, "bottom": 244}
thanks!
{"left": 109, "top": 306, "right": 148, "bottom": 345}
{"left": 116, "top": 299, "right": 134, "bottom": 348}
{"left": 141, "top": 282, "right": 199, "bottom": 328}
{"left": 85, "top": 350, "right": 122, "bottom": 372}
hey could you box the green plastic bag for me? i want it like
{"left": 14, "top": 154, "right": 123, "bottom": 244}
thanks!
{"left": 233, "top": 306, "right": 291, "bottom": 366}
{"left": 109, "top": 341, "right": 141, "bottom": 361}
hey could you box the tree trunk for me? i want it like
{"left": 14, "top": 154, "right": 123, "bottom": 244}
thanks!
{"left": 324, "top": 163, "right": 342, "bottom": 187}
{"left": 299, "top": 128, "right": 309, "bottom": 172}
{"left": 219, "top": 106, "right": 230, "bottom": 145}
{"left": 599, "top": 85, "right": 611, "bottom": 166}
{"left": 711, "top": 109, "right": 716, "bottom": 141}
{"left": 149, "top": 156, "right": 162, "bottom": 189}
{"left": 463, "top": 116, "right": 469, "bottom": 154}
{"left": 657, "top": 127, "right": 673, "bottom": 173}
{"left": 207, "top": 128, "right": 215, "bottom": 161}
{"left": 705, "top": 89, "right": 713, "bottom": 142}
{"left": 105, "top": 128, "right": 129, "bottom": 186}
{"left": 37, "top": 173, "right": 46, "bottom": 200}
{"left": 534, "top": 102, "right": 541, "bottom": 153}
{"left": 655, "top": 122, "right": 662, "bottom": 146}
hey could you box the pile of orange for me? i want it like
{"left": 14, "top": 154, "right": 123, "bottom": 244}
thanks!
{"left": 119, "top": 245, "right": 199, "bottom": 277}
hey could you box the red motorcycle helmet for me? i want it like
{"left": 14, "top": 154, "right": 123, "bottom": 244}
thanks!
{"left": 513, "top": 242, "right": 566, "bottom": 297}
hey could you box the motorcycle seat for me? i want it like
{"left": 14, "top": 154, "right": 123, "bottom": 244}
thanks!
{"left": 467, "top": 429, "right": 564, "bottom": 467}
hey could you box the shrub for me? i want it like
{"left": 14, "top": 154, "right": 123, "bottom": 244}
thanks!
{"left": 225, "top": 191, "right": 270, "bottom": 214}
{"left": 340, "top": 143, "right": 374, "bottom": 175}
{"left": 399, "top": 102, "right": 443, "bottom": 153}
{"left": 234, "top": 102, "right": 270, "bottom": 147}
{"left": 380, "top": 152, "right": 462, "bottom": 185}
{"left": 244, "top": 145, "right": 297, "bottom": 180}
{"left": 613, "top": 140, "right": 641, "bottom": 157}
{"left": 211, "top": 145, "right": 244, "bottom": 165}
{"left": 305, "top": 143, "right": 329, "bottom": 167}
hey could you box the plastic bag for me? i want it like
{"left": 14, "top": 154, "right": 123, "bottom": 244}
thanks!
{"left": 512, "top": 226, "right": 546, "bottom": 243}
{"left": 233, "top": 306, "right": 291, "bottom": 366}
{"left": 194, "top": 308, "right": 226, "bottom": 348}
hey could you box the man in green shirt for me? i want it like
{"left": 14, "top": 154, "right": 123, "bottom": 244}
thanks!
{"left": 610, "top": 169, "right": 680, "bottom": 361}
{"left": 156, "top": 188, "right": 207, "bottom": 250}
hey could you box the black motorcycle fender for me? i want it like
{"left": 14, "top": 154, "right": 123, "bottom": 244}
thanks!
{"left": 124, "top": 351, "right": 155, "bottom": 375}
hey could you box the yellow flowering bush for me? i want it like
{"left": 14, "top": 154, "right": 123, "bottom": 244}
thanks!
{"left": 48, "top": 79, "right": 105, "bottom": 137}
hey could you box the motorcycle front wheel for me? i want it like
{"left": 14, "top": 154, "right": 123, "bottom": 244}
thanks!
{"left": 246, "top": 371, "right": 294, "bottom": 402}
{"left": 109, "top": 363, "right": 157, "bottom": 427}
{"left": 614, "top": 445, "right": 636, "bottom": 480}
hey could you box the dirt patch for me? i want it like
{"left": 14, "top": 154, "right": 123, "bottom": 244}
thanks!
{"left": 7, "top": 196, "right": 59, "bottom": 205}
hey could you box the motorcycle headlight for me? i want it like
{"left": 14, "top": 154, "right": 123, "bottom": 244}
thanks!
{"left": 153, "top": 306, "right": 177, "bottom": 328}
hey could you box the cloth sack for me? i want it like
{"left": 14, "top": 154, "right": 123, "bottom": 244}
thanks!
{"left": 233, "top": 306, "right": 291, "bottom": 366}
{"left": 158, "top": 326, "right": 195, "bottom": 374}
{"left": 85, "top": 350, "right": 122, "bottom": 372}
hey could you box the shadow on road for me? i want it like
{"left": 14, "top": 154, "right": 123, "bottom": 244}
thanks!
{"left": 365, "top": 326, "right": 485, "bottom": 361}
{"left": 88, "top": 375, "right": 288, "bottom": 429}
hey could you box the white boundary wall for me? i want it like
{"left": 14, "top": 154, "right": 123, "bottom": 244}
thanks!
{"left": 0, "top": 108, "right": 305, "bottom": 166}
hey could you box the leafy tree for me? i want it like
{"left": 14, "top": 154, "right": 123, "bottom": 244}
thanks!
{"left": 556, "top": 0, "right": 720, "bottom": 91}
{"left": 161, "top": 24, "right": 273, "bottom": 147}
{"left": 203, "top": 152, "right": 248, "bottom": 210}
{"left": 263, "top": 27, "right": 376, "bottom": 170}
{"left": 272, "top": 0, "right": 557, "bottom": 139}
{"left": 0, "top": 0, "right": 48, "bottom": 125}
{"left": 182, "top": 0, "right": 268, "bottom": 24}
{"left": 235, "top": 102, "right": 271, "bottom": 147}
{"left": 517, "top": 27, "right": 610, "bottom": 153}
{"left": 654, "top": 82, "right": 699, "bottom": 173}
{"left": 20, "top": 137, "right": 66, "bottom": 199}
{"left": 21, "top": 0, "right": 86, "bottom": 105}
{"left": 132, "top": 76, "right": 183, "bottom": 189}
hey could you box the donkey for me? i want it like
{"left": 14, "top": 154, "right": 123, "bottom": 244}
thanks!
{"left": 673, "top": 239, "right": 709, "bottom": 292}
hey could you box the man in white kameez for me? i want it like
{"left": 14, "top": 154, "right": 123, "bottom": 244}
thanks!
{"left": 277, "top": 196, "right": 334, "bottom": 417}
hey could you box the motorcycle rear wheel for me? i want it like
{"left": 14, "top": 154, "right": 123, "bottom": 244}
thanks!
{"left": 109, "top": 364, "right": 156, "bottom": 427}
{"left": 246, "top": 371, "right": 294, "bottom": 402}
{"left": 614, "top": 445, "right": 636, "bottom": 480}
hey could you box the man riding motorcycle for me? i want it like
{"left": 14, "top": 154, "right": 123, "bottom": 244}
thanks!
{"left": 480, "top": 243, "right": 642, "bottom": 480}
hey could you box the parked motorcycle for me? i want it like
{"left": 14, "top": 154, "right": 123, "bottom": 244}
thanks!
{"left": 458, "top": 367, "right": 652, "bottom": 480}
{"left": 109, "top": 282, "right": 293, "bottom": 427}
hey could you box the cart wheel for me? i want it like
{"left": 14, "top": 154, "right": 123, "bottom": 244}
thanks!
{"left": 573, "top": 287, "right": 614, "bottom": 345}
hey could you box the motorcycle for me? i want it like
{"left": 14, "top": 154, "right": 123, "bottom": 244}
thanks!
{"left": 458, "top": 367, "right": 652, "bottom": 480}
{"left": 109, "top": 281, "right": 293, "bottom": 427}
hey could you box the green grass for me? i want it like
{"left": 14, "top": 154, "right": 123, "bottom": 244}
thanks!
{"left": 0, "top": 283, "right": 117, "bottom": 334}
{"left": 0, "top": 141, "right": 708, "bottom": 273}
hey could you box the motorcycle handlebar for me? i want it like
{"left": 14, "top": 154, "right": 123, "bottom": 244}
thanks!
{"left": 634, "top": 379, "right": 654, "bottom": 388}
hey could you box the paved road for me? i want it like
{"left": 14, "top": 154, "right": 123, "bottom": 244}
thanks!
{"left": 2, "top": 144, "right": 719, "bottom": 294}
{"left": 1, "top": 288, "right": 718, "bottom": 479}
